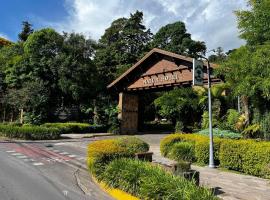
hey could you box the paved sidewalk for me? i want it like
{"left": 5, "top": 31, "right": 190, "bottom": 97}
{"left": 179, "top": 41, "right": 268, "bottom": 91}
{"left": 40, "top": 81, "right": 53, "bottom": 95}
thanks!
{"left": 150, "top": 144, "right": 270, "bottom": 200}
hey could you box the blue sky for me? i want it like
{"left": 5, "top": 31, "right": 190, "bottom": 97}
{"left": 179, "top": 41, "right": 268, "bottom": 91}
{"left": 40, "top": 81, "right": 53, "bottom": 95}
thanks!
{"left": 0, "top": 0, "right": 68, "bottom": 40}
{"left": 0, "top": 0, "right": 248, "bottom": 52}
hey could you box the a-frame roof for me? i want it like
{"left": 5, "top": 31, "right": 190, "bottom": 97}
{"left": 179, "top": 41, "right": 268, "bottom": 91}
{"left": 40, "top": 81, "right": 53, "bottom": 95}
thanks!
{"left": 107, "top": 48, "right": 218, "bottom": 90}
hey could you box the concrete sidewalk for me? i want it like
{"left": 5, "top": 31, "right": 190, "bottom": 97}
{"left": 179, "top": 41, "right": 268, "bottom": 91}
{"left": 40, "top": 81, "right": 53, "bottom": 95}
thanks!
{"left": 150, "top": 145, "right": 270, "bottom": 200}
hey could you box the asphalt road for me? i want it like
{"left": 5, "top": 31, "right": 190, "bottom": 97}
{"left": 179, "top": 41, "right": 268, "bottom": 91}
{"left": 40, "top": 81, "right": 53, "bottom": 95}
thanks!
{"left": 0, "top": 138, "right": 113, "bottom": 200}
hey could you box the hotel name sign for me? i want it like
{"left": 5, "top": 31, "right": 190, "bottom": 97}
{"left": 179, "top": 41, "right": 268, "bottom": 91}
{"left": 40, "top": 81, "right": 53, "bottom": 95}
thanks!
{"left": 143, "top": 73, "right": 179, "bottom": 85}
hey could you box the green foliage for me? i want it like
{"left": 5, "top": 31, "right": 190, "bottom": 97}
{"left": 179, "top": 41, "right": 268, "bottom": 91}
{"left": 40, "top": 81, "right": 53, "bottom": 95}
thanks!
{"left": 208, "top": 47, "right": 227, "bottom": 63}
{"left": 87, "top": 137, "right": 149, "bottom": 179}
{"left": 104, "top": 105, "right": 120, "bottom": 134}
{"left": 18, "top": 21, "right": 34, "bottom": 42}
{"left": 116, "top": 137, "right": 150, "bottom": 154}
{"left": 42, "top": 122, "right": 106, "bottom": 134}
{"left": 259, "top": 112, "right": 270, "bottom": 140}
{"left": 201, "top": 111, "right": 218, "bottom": 129}
{"left": 224, "top": 109, "right": 240, "bottom": 131}
{"left": 0, "top": 37, "right": 12, "bottom": 48}
{"left": 95, "top": 11, "right": 152, "bottom": 84}
{"left": 175, "top": 121, "right": 184, "bottom": 132}
{"left": 242, "top": 124, "right": 261, "bottom": 138}
{"left": 169, "top": 142, "right": 195, "bottom": 162}
{"left": 101, "top": 158, "right": 217, "bottom": 200}
{"left": 219, "top": 139, "right": 270, "bottom": 178}
{"left": 1, "top": 28, "right": 99, "bottom": 123}
{"left": 154, "top": 88, "right": 202, "bottom": 131}
{"left": 150, "top": 21, "right": 206, "bottom": 57}
{"left": 161, "top": 134, "right": 270, "bottom": 178}
{"left": 0, "top": 124, "right": 60, "bottom": 140}
{"left": 235, "top": 0, "right": 270, "bottom": 45}
{"left": 198, "top": 128, "right": 242, "bottom": 139}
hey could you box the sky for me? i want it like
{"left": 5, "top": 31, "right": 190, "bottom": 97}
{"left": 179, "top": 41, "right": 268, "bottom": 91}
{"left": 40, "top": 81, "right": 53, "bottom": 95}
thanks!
{"left": 0, "top": 0, "right": 248, "bottom": 53}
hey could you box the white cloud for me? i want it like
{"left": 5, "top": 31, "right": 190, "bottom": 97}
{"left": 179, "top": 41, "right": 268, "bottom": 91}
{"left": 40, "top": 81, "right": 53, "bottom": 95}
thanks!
{"left": 51, "top": 0, "right": 248, "bottom": 53}
{"left": 0, "top": 32, "right": 10, "bottom": 40}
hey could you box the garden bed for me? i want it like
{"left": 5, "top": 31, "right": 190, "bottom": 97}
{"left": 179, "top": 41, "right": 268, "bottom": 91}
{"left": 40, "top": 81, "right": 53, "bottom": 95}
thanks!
{"left": 87, "top": 137, "right": 217, "bottom": 200}
{"left": 161, "top": 133, "right": 270, "bottom": 178}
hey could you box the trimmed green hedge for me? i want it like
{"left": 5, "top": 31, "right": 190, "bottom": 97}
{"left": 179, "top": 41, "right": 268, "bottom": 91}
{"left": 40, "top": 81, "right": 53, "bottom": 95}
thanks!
{"left": 169, "top": 142, "right": 195, "bottom": 162}
{"left": 160, "top": 134, "right": 221, "bottom": 165}
{"left": 0, "top": 124, "right": 61, "bottom": 140}
{"left": 101, "top": 158, "right": 217, "bottom": 200}
{"left": 220, "top": 140, "right": 270, "bottom": 177}
{"left": 161, "top": 133, "right": 270, "bottom": 178}
{"left": 42, "top": 122, "right": 106, "bottom": 134}
{"left": 87, "top": 137, "right": 149, "bottom": 179}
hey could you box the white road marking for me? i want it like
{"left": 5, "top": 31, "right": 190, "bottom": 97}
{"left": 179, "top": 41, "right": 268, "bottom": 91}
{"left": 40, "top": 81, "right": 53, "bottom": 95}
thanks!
{"left": 23, "top": 159, "right": 32, "bottom": 162}
{"left": 11, "top": 153, "right": 22, "bottom": 156}
{"left": 55, "top": 143, "right": 65, "bottom": 146}
{"left": 52, "top": 149, "right": 60, "bottom": 152}
{"left": 33, "top": 162, "right": 44, "bottom": 166}
{"left": 77, "top": 157, "right": 85, "bottom": 160}
{"left": 17, "top": 155, "right": 28, "bottom": 159}
{"left": 6, "top": 150, "right": 15, "bottom": 153}
{"left": 68, "top": 155, "right": 76, "bottom": 158}
{"left": 59, "top": 152, "right": 69, "bottom": 155}
{"left": 63, "top": 190, "right": 68, "bottom": 196}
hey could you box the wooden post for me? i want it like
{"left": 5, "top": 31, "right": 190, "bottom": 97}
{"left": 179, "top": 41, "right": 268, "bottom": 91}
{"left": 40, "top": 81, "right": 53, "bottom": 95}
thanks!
{"left": 118, "top": 92, "right": 139, "bottom": 134}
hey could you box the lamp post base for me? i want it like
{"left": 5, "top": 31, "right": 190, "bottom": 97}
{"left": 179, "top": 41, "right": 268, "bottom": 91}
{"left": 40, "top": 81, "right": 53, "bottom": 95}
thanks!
{"left": 208, "top": 164, "right": 216, "bottom": 168}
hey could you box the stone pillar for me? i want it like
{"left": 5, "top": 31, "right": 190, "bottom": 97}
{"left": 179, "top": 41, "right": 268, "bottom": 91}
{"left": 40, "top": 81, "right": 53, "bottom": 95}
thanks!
{"left": 118, "top": 92, "right": 139, "bottom": 134}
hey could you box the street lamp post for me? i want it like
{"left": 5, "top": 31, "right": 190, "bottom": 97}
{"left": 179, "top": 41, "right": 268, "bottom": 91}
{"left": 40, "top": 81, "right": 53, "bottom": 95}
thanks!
{"left": 206, "top": 58, "right": 215, "bottom": 168}
{"left": 198, "top": 55, "right": 215, "bottom": 168}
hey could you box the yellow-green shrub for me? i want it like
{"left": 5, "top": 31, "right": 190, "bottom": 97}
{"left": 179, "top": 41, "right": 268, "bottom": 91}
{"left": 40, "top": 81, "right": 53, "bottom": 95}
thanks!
{"left": 195, "top": 138, "right": 222, "bottom": 165}
{"left": 219, "top": 140, "right": 270, "bottom": 178}
{"left": 87, "top": 137, "right": 149, "bottom": 179}
{"left": 219, "top": 140, "right": 250, "bottom": 171}
{"left": 160, "top": 133, "right": 205, "bottom": 157}
{"left": 161, "top": 133, "right": 270, "bottom": 178}
{"left": 160, "top": 133, "right": 220, "bottom": 165}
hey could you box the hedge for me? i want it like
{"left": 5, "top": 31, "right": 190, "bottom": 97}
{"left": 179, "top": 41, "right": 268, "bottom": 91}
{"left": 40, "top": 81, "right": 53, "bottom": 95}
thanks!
{"left": 87, "top": 137, "right": 217, "bottom": 199}
{"left": 160, "top": 134, "right": 221, "bottom": 165}
{"left": 220, "top": 140, "right": 270, "bottom": 178}
{"left": 161, "top": 133, "right": 270, "bottom": 178}
{"left": 0, "top": 124, "right": 61, "bottom": 140}
{"left": 100, "top": 158, "right": 217, "bottom": 200}
{"left": 87, "top": 137, "right": 149, "bottom": 179}
{"left": 42, "top": 122, "right": 107, "bottom": 134}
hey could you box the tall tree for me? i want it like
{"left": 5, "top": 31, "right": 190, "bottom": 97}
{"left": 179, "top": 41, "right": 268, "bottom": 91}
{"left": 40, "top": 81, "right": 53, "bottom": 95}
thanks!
{"left": 208, "top": 47, "right": 227, "bottom": 63}
{"left": 218, "top": 0, "right": 270, "bottom": 127}
{"left": 58, "top": 32, "right": 99, "bottom": 105}
{"left": 18, "top": 21, "right": 34, "bottom": 42}
{"left": 235, "top": 0, "right": 270, "bottom": 45}
{"left": 150, "top": 21, "right": 206, "bottom": 57}
{"left": 2, "top": 28, "right": 99, "bottom": 123}
{"left": 95, "top": 11, "right": 152, "bottom": 85}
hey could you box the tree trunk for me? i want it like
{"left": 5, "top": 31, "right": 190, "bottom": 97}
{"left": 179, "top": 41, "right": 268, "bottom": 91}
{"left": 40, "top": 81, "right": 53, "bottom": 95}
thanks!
{"left": 93, "top": 100, "right": 100, "bottom": 125}
{"left": 3, "top": 108, "right": 6, "bottom": 122}
{"left": 20, "top": 109, "right": 24, "bottom": 124}
{"left": 241, "top": 96, "right": 250, "bottom": 125}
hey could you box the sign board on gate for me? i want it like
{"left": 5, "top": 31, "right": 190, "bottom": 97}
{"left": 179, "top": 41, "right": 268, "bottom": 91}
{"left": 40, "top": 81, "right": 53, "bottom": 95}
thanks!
{"left": 193, "top": 59, "right": 204, "bottom": 86}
